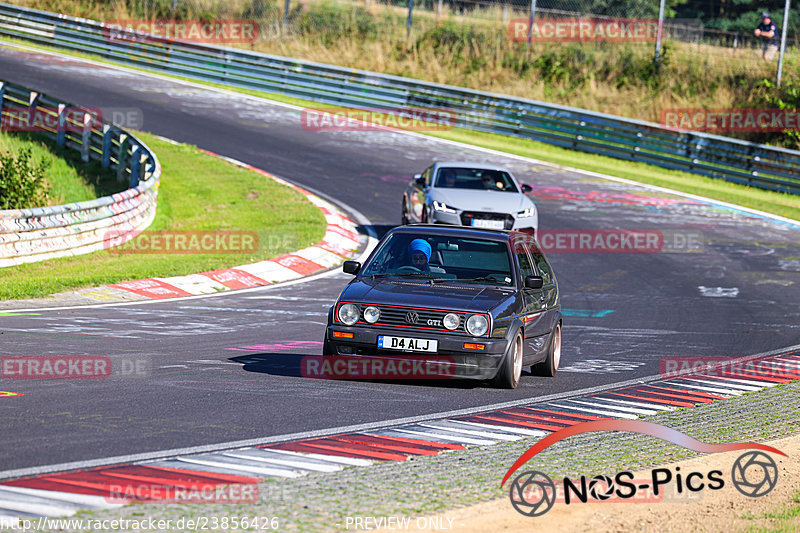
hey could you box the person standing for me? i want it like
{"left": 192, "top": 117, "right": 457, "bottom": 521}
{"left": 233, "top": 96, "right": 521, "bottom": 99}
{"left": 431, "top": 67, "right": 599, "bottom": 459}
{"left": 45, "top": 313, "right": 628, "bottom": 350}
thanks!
{"left": 754, "top": 12, "right": 779, "bottom": 60}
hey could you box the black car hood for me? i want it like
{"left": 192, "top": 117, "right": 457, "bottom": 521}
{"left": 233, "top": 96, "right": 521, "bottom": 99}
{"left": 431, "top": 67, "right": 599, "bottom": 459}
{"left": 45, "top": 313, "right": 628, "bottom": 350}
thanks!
{"left": 339, "top": 278, "right": 514, "bottom": 313}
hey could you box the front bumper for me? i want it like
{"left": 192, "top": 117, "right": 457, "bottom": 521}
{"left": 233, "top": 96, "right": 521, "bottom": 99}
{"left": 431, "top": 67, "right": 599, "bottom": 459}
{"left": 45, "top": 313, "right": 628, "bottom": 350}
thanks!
{"left": 428, "top": 209, "right": 536, "bottom": 230}
{"left": 325, "top": 324, "right": 508, "bottom": 380}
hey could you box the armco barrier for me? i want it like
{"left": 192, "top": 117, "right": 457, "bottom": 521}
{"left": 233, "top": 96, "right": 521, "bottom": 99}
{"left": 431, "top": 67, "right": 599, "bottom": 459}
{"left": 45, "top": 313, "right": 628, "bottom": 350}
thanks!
{"left": 0, "top": 80, "right": 159, "bottom": 267}
{"left": 0, "top": 3, "right": 798, "bottom": 194}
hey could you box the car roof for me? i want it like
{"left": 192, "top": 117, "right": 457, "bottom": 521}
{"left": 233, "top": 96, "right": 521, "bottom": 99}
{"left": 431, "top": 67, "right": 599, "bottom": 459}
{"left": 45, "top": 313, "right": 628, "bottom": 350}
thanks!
{"left": 433, "top": 162, "right": 513, "bottom": 173}
{"left": 388, "top": 224, "right": 512, "bottom": 241}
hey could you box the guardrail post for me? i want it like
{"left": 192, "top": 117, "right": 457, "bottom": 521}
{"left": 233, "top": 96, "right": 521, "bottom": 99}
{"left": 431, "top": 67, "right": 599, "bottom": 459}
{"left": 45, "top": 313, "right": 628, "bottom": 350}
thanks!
{"left": 101, "top": 124, "right": 113, "bottom": 168}
{"left": 129, "top": 144, "right": 141, "bottom": 188}
{"left": 28, "top": 91, "right": 40, "bottom": 133}
{"left": 117, "top": 133, "right": 129, "bottom": 184}
{"left": 0, "top": 82, "right": 5, "bottom": 113}
{"left": 81, "top": 112, "right": 92, "bottom": 162}
{"left": 56, "top": 103, "right": 67, "bottom": 146}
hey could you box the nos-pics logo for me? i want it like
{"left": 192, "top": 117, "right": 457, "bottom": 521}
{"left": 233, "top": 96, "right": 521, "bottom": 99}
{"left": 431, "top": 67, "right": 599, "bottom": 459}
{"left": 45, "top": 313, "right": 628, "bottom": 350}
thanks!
{"left": 501, "top": 420, "right": 784, "bottom": 517}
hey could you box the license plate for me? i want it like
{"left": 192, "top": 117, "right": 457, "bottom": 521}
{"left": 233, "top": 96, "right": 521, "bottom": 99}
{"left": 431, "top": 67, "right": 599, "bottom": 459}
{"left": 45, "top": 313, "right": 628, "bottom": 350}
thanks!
{"left": 378, "top": 335, "right": 438, "bottom": 352}
{"left": 471, "top": 219, "right": 505, "bottom": 230}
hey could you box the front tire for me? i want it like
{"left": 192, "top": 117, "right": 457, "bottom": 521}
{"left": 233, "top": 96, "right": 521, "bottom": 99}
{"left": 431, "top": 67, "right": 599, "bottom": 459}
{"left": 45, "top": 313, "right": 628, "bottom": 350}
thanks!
{"left": 493, "top": 331, "right": 523, "bottom": 389}
{"left": 322, "top": 337, "right": 335, "bottom": 356}
{"left": 401, "top": 198, "right": 410, "bottom": 225}
{"left": 533, "top": 321, "right": 561, "bottom": 377}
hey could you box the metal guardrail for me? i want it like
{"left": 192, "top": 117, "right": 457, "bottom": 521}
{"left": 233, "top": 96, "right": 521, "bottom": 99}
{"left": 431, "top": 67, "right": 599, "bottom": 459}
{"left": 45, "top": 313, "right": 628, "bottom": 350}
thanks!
{"left": 0, "top": 79, "right": 159, "bottom": 267}
{"left": 0, "top": 3, "right": 798, "bottom": 195}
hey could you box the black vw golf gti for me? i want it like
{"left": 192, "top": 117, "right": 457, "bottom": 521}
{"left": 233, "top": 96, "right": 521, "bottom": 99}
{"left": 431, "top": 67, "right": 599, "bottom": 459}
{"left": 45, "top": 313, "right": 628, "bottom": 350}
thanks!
{"left": 323, "top": 225, "right": 561, "bottom": 388}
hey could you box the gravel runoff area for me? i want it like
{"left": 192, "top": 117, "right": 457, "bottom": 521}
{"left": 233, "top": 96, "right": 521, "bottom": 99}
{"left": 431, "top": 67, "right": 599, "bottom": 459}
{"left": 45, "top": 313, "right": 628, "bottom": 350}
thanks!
{"left": 40, "top": 381, "right": 800, "bottom": 533}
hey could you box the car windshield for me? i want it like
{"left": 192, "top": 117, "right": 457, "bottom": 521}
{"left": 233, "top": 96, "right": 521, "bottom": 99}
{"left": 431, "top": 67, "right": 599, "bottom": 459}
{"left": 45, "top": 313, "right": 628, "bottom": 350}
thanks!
{"left": 434, "top": 167, "right": 519, "bottom": 193}
{"left": 361, "top": 233, "right": 514, "bottom": 286}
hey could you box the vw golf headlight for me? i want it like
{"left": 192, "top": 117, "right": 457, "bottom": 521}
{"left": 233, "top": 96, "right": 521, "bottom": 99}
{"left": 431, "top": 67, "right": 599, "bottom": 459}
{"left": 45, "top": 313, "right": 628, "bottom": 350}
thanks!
{"left": 432, "top": 201, "right": 457, "bottom": 214}
{"left": 517, "top": 206, "right": 536, "bottom": 218}
{"left": 363, "top": 306, "right": 380, "bottom": 324}
{"left": 337, "top": 303, "right": 359, "bottom": 325}
{"left": 466, "top": 315, "right": 489, "bottom": 336}
{"left": 443, "top": 313, "right": 460, "bottom": 330}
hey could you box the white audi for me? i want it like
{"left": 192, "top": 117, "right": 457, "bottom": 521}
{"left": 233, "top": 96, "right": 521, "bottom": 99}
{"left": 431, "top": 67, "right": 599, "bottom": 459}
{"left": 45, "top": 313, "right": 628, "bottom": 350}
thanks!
{"left": 401, "top": 162, "right": 538, "bottom": 232}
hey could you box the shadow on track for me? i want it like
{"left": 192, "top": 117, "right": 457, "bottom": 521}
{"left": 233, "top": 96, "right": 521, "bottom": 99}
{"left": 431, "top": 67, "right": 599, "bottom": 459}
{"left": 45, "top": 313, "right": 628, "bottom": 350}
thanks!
{"left": 228, "top": 352, "right": 483, "bottom": 389}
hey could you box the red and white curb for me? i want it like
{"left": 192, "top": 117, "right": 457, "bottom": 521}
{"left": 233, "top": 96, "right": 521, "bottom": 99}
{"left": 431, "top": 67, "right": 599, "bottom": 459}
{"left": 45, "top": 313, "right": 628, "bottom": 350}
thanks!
{"left": 80, "top": 149, "right": 363, "bottom": 302}
{"left": 1, "top": 352, "right": 797, "bottom": 519}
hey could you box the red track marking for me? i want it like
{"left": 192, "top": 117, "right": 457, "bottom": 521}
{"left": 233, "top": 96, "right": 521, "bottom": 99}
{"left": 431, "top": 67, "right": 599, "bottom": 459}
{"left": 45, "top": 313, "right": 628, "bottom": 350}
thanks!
{"left": 714, "top": 371, "right": 792, "bottom": 384}
{"left": 109, "top": 279, "right": 193, "bottom": 299}
{"left": 136, "top": 465, "right": 259, "bottom": 484}
{"left": 628, "top": 387, "right": 715, "bottom": 403}
{"left": 272, "top": 255, "right": 324, "bottom": 276}
{"left": 99, "top": 466, "right": 253, "bottom": 488}
{"left": 1, "top": 477, "right": 111, "bottom": 496}
{"left": 352, "top": 434, "right": 465, "bottom": 451}
{"left": 462, "top": 413, "right": 564, "bottom": 432}
{"left": 603, "top": 391, "right": 696, "bottom": 408}
{"left": 266, "top": 441, "right": 404, "bottom": 461}
{"left": 331, "top": 435, "right": 439, "bottom": 456}
{"left": 496, "top": 410, "right": 576, "bottom": 427}
{"left": 733, "top": 366, "right": 800, "bottom": 380}
{"left": 688, "top": 373, "right": 788, "bottom": 385}
{"left": 201, "top": 268, "right": 268, "bottom": 289}
{"left": 642, "top": 384, "right": 724, "bottom": 400}
{"left": 516, "top": 407, "right": 606, "bottom": 421}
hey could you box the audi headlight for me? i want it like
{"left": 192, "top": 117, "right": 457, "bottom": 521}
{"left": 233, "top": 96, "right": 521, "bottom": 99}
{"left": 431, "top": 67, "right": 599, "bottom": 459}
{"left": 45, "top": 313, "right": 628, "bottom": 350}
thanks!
{"left": 466, "top": 314, "right": 489, "bottom": 336}
{"left": 363, "top": 306, "right": 380, "bottom": 324}
{"left": 432, "top": 201, "right": 457, "bottom": 214}
{"left": 517, "top": 206, "right": 536, "bottom": 218}
{"left": 443, "top": 313, "right": 460, "bottom": 330}
{"left": 337, "top": 303, "right": 359, "bottom": 325}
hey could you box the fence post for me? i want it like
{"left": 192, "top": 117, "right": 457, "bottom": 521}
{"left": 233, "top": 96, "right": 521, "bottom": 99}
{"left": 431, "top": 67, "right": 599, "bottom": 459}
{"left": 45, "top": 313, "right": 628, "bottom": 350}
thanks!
{"left": 81, "top": 112, "right": 92, "bottom": 162}
{"left": 130, "top": 144, "right": 141, "bottom": 188}
{"left": 654, "top": 0, "right": 666, "bottom": 67}
{"left": 0, "top": 82, "right": 4, "bottom": 115}
{"left": 438, "top": 0, "right": 443, "bottom": 21}
{"left": 117, "top": 134, "right": 129, "bottom": 184}
{"left": 57, "top": 103, "right": 67, "bottom": 146}
{"left": 102, "top": 124, "right": 113, "bottom": 168}
{"left": 526, "top": 0, "right": 536, "bottom": 46}
{"left": 407, "top": 0, "right": 414, "bottom": 39}
{"left": 776, "top": 0, "right": 791, "bottom": 87}
{"left": 283, "top": 0, "right": 290, "bottom": 32}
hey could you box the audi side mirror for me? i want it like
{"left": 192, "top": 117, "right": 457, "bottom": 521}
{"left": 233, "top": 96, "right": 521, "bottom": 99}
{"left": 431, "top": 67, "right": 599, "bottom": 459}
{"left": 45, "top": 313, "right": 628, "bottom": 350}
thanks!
{"left": 414, "top": 174, "right": 425, "bottom": 186}
{"left": 521, "top": 183, "right": 533, "bottom": 193}
{"left": 525, "top": 275, "right": 544, "bottom": 289}
{"left": 343, "top": 261, "right": 361, "bottom": 275}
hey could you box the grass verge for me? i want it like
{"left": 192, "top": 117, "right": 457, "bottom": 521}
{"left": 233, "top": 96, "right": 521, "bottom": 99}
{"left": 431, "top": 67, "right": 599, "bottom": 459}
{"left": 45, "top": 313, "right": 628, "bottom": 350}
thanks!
{"left": 0, "top": 130, "right": 120, "bottom": 205}
{"left": 0, "top": 132, "right": 326, "bottom": 300}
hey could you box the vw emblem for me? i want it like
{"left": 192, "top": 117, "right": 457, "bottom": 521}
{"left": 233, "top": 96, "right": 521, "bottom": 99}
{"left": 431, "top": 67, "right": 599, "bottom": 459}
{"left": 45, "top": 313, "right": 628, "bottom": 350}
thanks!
{"left": 405, "top": 311, "right": 419, "bottom": 324}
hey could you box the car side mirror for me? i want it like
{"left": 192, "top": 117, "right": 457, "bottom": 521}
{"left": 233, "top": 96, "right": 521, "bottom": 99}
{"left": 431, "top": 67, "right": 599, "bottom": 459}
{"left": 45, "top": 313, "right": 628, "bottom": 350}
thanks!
{"left": 414, "top": 174, "right": 425, "bottom": 186}
{"left": 521, "top": 183, "right": 532, "bottom": 193}
{"left": 524, "top": 275, "right": 543, "bottom": 289}
{"left": 343, "top": 261, "right": 361, "bottom": 275}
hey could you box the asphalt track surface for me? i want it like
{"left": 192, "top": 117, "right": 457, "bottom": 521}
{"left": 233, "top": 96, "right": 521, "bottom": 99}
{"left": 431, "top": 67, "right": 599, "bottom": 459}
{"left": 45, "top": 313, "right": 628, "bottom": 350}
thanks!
{"left": 1, "top": 47, "right": 799, "bottom": 472}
